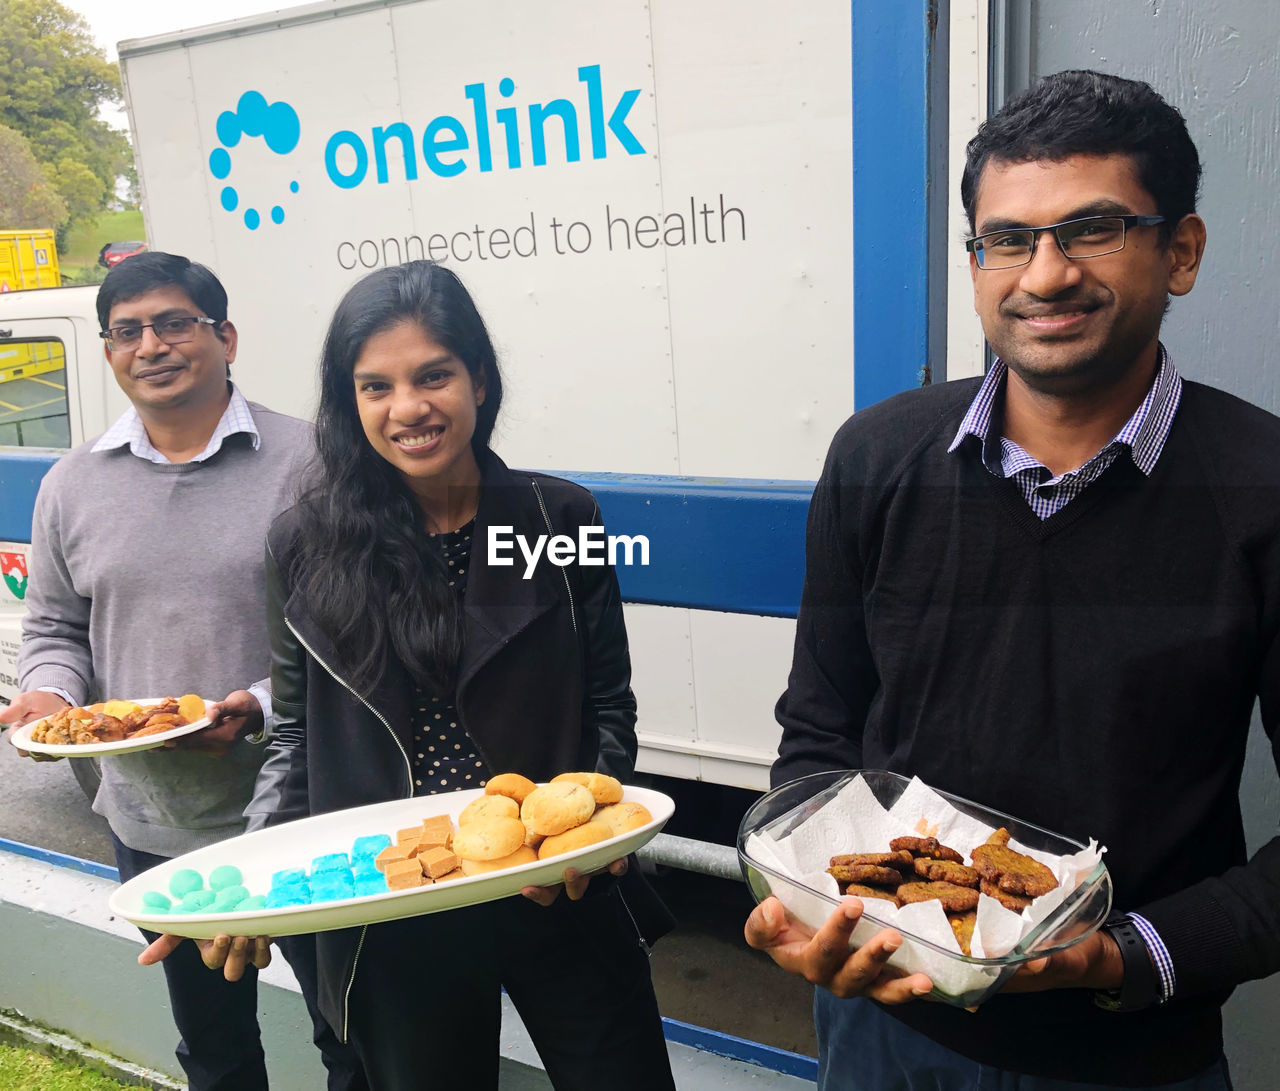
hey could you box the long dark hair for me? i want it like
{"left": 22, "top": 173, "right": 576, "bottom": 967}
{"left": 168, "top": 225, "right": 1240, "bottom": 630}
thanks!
{"left": 291, "top": 261, "right": 504, "bottom": 695}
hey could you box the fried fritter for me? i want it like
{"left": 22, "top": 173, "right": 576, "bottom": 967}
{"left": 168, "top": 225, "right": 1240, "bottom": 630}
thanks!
{"left": 948, "top": 909, "right": 976, "bottom": 956}
{"left": 843, "top": 883, "right": 902, "bottom": 907}
{"left": 895, "top": 881, "right": 980, "bottom": 912}
{"left": 970, "top": 844, "right": 1058, "bottom": 897}
{"left": 828, "top": 863, "right": 904, "bottom": 887}
{"left": 912, "top": 857, "right": 980, "bottom": 887}
{"left": 889, "top": 836, "right": 963, "bottom": 863}
{"left": 985, "top": 827, "right": 1011, "bottom": 848}
{"left": 980, "top": 878, "right": 1032, "bottom": 911}
{"left": 829, "top": 851, "right": 913, "bottom": 871}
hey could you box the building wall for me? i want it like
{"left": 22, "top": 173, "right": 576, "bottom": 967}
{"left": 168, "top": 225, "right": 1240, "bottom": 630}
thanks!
{"left": 1013, "top": 4, "right": 1280, "bottom": 1085}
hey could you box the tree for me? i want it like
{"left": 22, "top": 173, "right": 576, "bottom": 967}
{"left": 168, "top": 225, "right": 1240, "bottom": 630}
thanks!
{"left": 0, "top": 0, "right": 131, "bottom": 233}
{"left": 0, "top": 123, "right": 69, "bottom": 227}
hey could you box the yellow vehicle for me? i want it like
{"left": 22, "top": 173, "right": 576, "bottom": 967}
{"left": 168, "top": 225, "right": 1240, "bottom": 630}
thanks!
{"left": 0, "top": 229, "right": 61, "bottom": 292}
{"left": 0, "top": 231, "right": 65, "bottom": 383}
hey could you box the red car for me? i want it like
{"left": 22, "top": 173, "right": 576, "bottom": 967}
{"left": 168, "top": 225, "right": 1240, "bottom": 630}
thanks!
{"left": 97, "top": 241, "right": 148, "bottom": 269}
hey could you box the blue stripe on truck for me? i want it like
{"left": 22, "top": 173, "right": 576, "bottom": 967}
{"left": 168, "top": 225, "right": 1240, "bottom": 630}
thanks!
{"left": 0, "top": 449, "right": 59, "bottom": 543}
{"left": 0, "top": 453, "right": 813, "bottom": 617}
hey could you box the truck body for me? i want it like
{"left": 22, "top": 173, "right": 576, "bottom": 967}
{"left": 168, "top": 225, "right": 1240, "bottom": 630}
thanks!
{"left": 0, "top": 0, "right": 959, "bottom": 796}
{"left": 0, "top": 230, "right": 61, "bottom": 293}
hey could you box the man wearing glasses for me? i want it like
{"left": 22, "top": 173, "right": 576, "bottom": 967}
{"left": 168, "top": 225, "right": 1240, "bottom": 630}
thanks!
{"left": 747, "top": 70, "right": 1280, "bottom": 1087}
{"left": 0, "top": 253, "right": 364, "bottom": 1091}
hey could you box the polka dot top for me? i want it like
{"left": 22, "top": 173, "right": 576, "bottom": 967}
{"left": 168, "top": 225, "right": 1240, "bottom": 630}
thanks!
{"left": 412, "top": 517, "right": 490, "bottom": 796}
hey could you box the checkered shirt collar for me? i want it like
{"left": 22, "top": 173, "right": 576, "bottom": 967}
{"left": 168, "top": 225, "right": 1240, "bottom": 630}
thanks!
{"left": 92, "top": 383, "right": 261, "bottom": 464}
{"left": 946, "top": 345, "right": 1182, "bottom": 478}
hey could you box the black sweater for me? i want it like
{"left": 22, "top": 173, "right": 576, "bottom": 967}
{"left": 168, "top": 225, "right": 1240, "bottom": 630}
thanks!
{"left": 774, "top": 377, "right": 1280, "bottom": 1084}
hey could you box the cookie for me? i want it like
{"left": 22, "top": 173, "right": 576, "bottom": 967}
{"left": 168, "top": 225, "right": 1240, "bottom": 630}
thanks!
{"left": 970, "top": 844, "right": 1058, "bottom": 897}
{"left": 829, "top": 851, "right": 914, "bottom": 871}
{"left": 451, "top": 816, "right": 527, "bottom": 861}
{"left": 895, "top": 881, "right": 980, "bottom": 912}
{"left": 458, "top": 845, "right": 538, "bottom": 876}
{"left": 828, "top": 863, "right": 904, "bottom": 886}
{"left": 551, "top": 771, "right": 625, "bottom": 805}
{"left": 948, "top": 909, "right": 977, "bottom": 956}
{"left": 911, "top": 858, "right": 980, "bottom": 887}
{"left": 458, "top": 794, "right": 520, "bottom": 826}
{"left": 889, "top": 836, "right": 964, "bottom": 863}
{"left": 521, "top": 782, "right": 596, "bottom": 836}
{"left": 843, "top": 883, "right": 902, "bottom": 907}
{"left": 593, "top": 801, "right": 652, "bottom": 836}
{"left": 537, "top": 818, "right": 614, "bottom": 859}
{"left": 484, "top": 773, "right": 538, "bottom": 805}
{"left": 980, "top": 878, "right": 1032, "bottom": 911}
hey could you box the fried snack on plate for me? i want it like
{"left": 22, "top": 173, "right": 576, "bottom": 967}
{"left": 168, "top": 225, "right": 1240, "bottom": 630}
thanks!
{"left": 948, "top": 909, "right": 977, "bottom": 955}
{"left": 101, "top": 699, "right": 143, "bottom": 720}
{"left": 970, "top": 843, "right": 1059, "bottom": 897}
{"left": 176, "top": 694, "right": 206, "bottom": 723}
{"left": 911, "top": 858, "right": 980, "bottom": 887}
{"left": 980, "top": 878, "right": 1033, "bottom": 911}
{"left": 827, "top": 863, "right": 904, "bottom": 887}
{"left": 889, "top": 836, "right": 964, "bottom": 863}
{"left": 829, "top": 851, "right": 913, "bottom": 871}
{"left": 129, "top": 719, "right": 182, "bottom": 740}
{"left": 985, "top": 827, "right": 1012, "bottom": 848}
{"left": 843, "top": 883, "right": 902, "bottom": 907}
{"left": 895, "top": 881, "right": 980, "bottom": 912}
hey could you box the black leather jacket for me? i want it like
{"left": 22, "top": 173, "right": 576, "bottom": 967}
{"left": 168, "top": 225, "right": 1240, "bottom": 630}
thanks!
{"left": 243, "top": 452, "right": 666, "bottom": 1036}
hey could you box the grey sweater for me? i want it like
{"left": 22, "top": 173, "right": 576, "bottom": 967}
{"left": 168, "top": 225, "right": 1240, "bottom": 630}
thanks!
{"left": 19, "top": 402, "right": 311, "bottom": 855}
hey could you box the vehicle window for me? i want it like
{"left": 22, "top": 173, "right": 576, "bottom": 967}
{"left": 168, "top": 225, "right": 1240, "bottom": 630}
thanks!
{"left": 0, "top": 338, "right": 71, "bottom": 448}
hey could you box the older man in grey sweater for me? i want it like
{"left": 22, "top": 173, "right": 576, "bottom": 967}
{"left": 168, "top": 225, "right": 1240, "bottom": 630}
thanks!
{"left": 0, "top": 253, "right": 363, "bottom": 1091}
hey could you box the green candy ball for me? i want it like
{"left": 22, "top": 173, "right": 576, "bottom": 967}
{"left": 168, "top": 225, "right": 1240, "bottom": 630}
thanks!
{"left": 169, "top": 869, "right": 204, "bottom": 899}
{"left": 180, "top": 889, "right": 216, "bottom": 912}
{"left": 141, "top": 890, "right": 172, "bottom": 911}
{"left": 209, "top": 865, "right": 243, "bottom": 892}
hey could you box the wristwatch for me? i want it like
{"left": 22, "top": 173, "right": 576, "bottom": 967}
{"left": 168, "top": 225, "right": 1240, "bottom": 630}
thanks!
{"left": 1093, "top": 913, "right": 1161, "bottom": 1012}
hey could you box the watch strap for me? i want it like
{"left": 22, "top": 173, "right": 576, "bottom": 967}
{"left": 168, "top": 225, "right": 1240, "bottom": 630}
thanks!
{"left": 1094, "top": 913, "right": 1161, "bottom": 1012}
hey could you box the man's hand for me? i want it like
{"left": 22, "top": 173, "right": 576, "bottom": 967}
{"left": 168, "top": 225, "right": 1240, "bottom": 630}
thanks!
{"left": 140, "top": 931, "right": 272, "bottom": 982}
{"left": 521, "top": 856, "right": 629, "bottom": 905}
{"left": 0, "top": 690, "right": 70, "bottom": 760}
{"left": 744, "top": 895, "right": 933, "bottom": 1003}
{"left": 1002, "top": 927, "right": 1122, "bottom": 993}
{"left": 172, "top": 690, "right": 262, "bottom": 757}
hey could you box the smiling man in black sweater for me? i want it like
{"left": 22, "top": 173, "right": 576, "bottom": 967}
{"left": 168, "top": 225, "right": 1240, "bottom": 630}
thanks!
{"left": 746, "top": 70, "right": 1280, "bottom": 1089}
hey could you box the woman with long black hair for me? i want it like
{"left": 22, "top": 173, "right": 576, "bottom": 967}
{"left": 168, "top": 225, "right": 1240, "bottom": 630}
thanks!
{"left": 214, "top": 261, "right": 673, "bottom": 1088}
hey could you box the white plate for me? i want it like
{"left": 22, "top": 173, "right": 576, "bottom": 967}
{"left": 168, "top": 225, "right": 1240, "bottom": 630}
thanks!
{"left": 8, "top": 697, "right": 213, "bottom": 758}
{"left": 109, "top": 785, "right": 674, "bottom": 938}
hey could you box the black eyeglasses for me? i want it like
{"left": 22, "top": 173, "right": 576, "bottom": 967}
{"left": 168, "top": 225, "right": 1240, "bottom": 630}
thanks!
{"left": 966, "top": 214, "right": 1166, "bottom": 270}
{"left": 99, "top": 315, "right": 219, "bottom": 351}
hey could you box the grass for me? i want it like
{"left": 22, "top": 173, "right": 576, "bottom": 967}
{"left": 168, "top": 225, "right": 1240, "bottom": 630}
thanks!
{"left": 0, "top": 1044, "right": 135, "bottom": 1090}
{"left": 59, "top": 210, "right": 146, "bottom": 286}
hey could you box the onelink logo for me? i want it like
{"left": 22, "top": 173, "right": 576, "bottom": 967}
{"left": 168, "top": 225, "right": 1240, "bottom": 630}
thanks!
{"left": 208, "top": 91, "right": 301, "bottom": 231}
{"left": 207, "top": 68, "right": 644, "bottom": 232}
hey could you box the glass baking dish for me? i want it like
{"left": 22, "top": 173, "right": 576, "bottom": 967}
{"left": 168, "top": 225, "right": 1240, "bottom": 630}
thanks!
{"left": 737, "top": 769, "right": 1113, "bottom": 1007}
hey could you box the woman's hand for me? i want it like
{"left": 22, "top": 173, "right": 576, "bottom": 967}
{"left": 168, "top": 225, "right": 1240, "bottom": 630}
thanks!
{"left": 139, "top": 932, "right": 273, "bottom": 982}
{"left": 520, "top": 856, "right": 629, "bottom": 905}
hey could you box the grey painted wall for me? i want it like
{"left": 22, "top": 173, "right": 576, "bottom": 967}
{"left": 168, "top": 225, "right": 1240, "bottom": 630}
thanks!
{"left": 1013, "top": 3, "right": 1280, "bottom": 1086}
